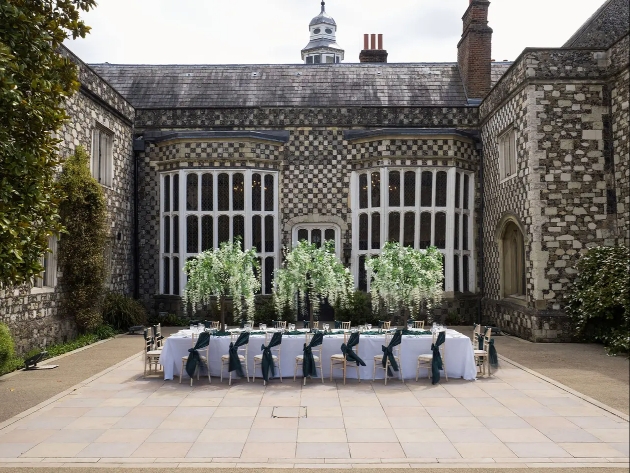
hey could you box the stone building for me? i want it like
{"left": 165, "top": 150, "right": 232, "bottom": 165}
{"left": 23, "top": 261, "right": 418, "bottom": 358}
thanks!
{"left": 0, "top": 0, "right": 627, "bottom": 352}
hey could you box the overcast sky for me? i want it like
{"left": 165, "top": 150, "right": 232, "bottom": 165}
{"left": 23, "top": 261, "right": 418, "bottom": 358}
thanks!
{"left": 65, "top": 0, "right": 606, "bottom": 65}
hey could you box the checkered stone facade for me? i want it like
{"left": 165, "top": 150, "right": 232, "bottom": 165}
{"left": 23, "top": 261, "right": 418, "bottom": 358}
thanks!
{"left": 611, "top": 68, "right": 630, "bottom": 246}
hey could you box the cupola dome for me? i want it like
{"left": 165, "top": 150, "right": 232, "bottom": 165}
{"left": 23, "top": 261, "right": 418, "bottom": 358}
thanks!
{"left": 302, "top": 1, "right": 344, "bottom": 64}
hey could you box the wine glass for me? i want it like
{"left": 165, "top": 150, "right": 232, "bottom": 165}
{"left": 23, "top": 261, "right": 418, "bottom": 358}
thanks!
{"left": 367, "top": 324, "right": 372, "bottom": 331}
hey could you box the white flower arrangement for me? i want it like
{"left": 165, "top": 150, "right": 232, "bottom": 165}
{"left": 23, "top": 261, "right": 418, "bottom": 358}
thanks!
{"left": 273, "top": 240, "right": 354, "bottom": 322}
{"left": 183, "top": 240, "right": 261, "bottom": 328}
{"left": 366, "top": 242, "right": 444, "bottom": 323}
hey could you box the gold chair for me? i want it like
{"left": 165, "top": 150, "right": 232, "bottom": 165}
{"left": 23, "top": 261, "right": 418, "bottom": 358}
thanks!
{"left": 382, "top": 321, "right": 391, "bottom": 330}
{"left": 330, "top": 332, "right": 361, "bottom": 384}
{"left": 412, "top": 321, "right": 425, "bottom": 329}
{"left": 143, "top": 332, "right": 161, "bottom": 377}
{"left": 294, "top": 332, "right": 324, "bottom": 385}
{"left": 274, "top": 320, "right": 287, "bottom": 329}
{"left": 341, "top": 321, "right": 351, "bottom": 330}
{"left": 416, "top": 331, "right": 448, "bottom": 382}
{"left": 474, "top": 327, "right": 492, "bottom": 377}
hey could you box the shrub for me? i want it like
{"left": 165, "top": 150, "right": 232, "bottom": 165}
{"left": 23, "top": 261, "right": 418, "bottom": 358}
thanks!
{"left": 566, "top": 246, "right": 630, "bottom": 355}
{"left": 102, "top": 292, "right": 147, "bottom": 330}
{"left": 58, "top": 147, "right": 108, "bottom": 332}
{"left": 334, "top": 291, "right": 377, "bottom": 326}
{"left": 0, "top": 324, "right": 15, "bottom": 371}
{"left": 95, "top": 324, "right": 117, "bottom": 340}
{"left": 253, "top": 297, "right": 293, "bottom": 326}
{"left": 161, "top": 313, "right": 189, "bottom": 327}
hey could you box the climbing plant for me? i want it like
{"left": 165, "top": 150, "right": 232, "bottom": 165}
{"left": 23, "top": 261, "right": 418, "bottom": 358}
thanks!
{"left": 0, "top": 0, "right": 95, "bottom": 287}
{"left": 367, "top": 242, "right": 444, "bottom": 325}
{"left": 58, "top": 147, "right": 108, "bottom": 332}
{"left": 274, "top": 240, "right": 354, "bottom": 325}
{"left": 184, "top": 240, "right": 260, "bottom": 330}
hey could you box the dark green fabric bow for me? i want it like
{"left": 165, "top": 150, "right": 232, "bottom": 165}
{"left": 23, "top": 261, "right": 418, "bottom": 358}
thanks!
{"left": 260, "top": 332, "right": 283, "bottom": 382}
{"left": 152, "top": 325, "right": 164, "bottom": 346}
{"left": 381, "top": 329, "right": 402, "bottom": 377}
{"left": 488, "top": 338, "right": 498, "bottom": 368}
{"left": 431, "top": 331, "right": 446, "bottom": 384}
{"left": 474, "top": 324, "right": 484, "bottom": 350}
{"left": 185, "top": 331, "right": 210, "bottom": 378}
{"left": 302, "top": 332, "right": 324, "bottom": 378}
{"left": 341, "top": 332, "right": 366, "bottom": 366}
{"left": 228, "top": 332, "right": 250, "bottom": 377}
{"left": 143, "top": 329, "right": 154, "bottom": 351}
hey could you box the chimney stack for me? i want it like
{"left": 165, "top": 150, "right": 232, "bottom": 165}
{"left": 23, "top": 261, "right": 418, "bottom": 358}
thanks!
{"left": 360, "top": 34, "right": 388, "bottom": 63}
{"left": 457, "top": 0, "right": 493, "bottom": 99}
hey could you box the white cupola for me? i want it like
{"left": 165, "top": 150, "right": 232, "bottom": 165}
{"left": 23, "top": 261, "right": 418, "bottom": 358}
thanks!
{"left": 301, "top": 1, "right": 344, "bottom": 64}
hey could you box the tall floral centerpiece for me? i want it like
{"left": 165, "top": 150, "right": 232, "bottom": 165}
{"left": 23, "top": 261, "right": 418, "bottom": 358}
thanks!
{"left": 183, "top": 240, "right": 260, "bottom": 331}
{"left": 274, "top": 240, "right": 353, "bottom": 326}
{"left": 367, "top": 242, "right": 444, "bottom": 326}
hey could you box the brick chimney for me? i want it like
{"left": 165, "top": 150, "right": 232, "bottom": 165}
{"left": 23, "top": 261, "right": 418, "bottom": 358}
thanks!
{"left": 360, "top": 34, "right": 388, "bottom": 63}
{"left": 457, "top": 0, "right": 493, "bottom": 99}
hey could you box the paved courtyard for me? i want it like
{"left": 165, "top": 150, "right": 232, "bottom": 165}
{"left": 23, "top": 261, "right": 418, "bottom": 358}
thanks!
{"left": 0, "top": 350, "right": 627, "bottom": 469}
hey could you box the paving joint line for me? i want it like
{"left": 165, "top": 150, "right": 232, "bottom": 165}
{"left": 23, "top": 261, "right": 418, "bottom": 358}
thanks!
{"left": 497, "top": 354, "right": 629, "bottom": 422}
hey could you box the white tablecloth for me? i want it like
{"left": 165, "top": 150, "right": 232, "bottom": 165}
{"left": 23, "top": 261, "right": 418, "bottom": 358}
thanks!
{"left": 159, "top": 329, "right": 477, "bottom": 382}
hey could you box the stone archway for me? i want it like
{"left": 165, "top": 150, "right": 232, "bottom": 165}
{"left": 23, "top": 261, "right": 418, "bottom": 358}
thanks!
{"left": 496, "top": 215, "right": 527, "bottom": 300}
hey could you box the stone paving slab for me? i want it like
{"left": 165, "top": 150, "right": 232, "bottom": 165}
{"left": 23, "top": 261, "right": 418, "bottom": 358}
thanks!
{"left": 0, "top": 350, "right": 627, "bottom": 469}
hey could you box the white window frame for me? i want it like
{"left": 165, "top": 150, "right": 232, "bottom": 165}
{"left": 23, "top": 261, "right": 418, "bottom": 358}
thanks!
{"left": 351, "top": 168, "right": 476, "bottom": 294}
{"left": 498, "top": 126, "right": 517, "bottom": 182}
{"left": 292, "top": 223, "right": 341, "bottom": 259}
{"left": 160, "top": 169, "right": 279, "bottom": 297}
{"left": 91, "top": 125, "right": 114, "bottom": 187}
{"left": 32, "top": 235, "right": 58, "bottom": 293}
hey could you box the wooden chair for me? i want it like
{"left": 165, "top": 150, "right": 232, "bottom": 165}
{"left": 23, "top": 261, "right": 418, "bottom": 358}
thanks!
{"left": 143, "top": 331, "right": 162, "bottom": 377}
{"left": 153, "top": 323, "right": 164, "bottom": 350}
{"left": 179, "top": 333, "right": 211, "bottom": 386}
{"left": 294, "top": 332, "right": 324, "bottom": 385}
{"left": 416, "top": 331, "right": 448, "bottom": 382}
{"left": 274, "top": 320, "right": 287, "bottom": 330}
{"left": 373, "top": 331, "right": 403, "bottom": 385}
{"left": 412, "top": 321, "right": 425, "bottom": 329}
{"left": 253, "top": 332, "right": 282, "bottom": 385}
{"left": 474, "top": 327, "right": 492, "bottom": 377}
{"left": 341, "top": 321, "right": 351, "bottom": 330}
{"left": 221, "top": 332, "right": 249, "bottom": 385}
{"left": 211, "top": 321, "right": 220, "bottom": 330}
{"left": 382, "top": 321, "right": 391, "bottom": 330}
{"left": 330, "top": 332, "right": 361, "bottom": 385}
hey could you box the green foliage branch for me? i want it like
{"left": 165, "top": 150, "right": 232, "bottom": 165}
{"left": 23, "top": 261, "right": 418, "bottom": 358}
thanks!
{"left": 566, "top": 246, "right": 629, "bottom": 355}
{"left": 367, "top": 242, "right": 444, "bottom": 324}
{"left": 0, "top": 323, "right": 15, "bottom": 373}
{"left": 102, "top": 291, "right": 147, "bottom": 330}
{"left": 184, "top": 240, "right": 261, "bottom": 330}
{"left": 58, "top": 146, "right": 108, "bottom": 332}
{"left": 0, "top": 0, "right": 95, "bottom": 287}
{"left": 274, "top": 240, "right": 354, "bottom": 324}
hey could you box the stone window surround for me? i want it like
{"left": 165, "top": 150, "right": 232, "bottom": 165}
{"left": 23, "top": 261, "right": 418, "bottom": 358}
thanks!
{"left": 292, "top": 223, "right": 342, "bottom": 259}
{"left": 160, "top": 169, "right": 279, "bottom": 297}
{"left": 350, "top": 167, "right": 476, "bottom": 294}
{"left": 90, "top": 122, "right": 115, "bottom": 188}
{"left": 32, "top": 235, "right": 58, "bottom": 294}
{"left": 498, "top": 123, "right": 518, "bottom": 183}
{"left": 495, "top": 213, "right": 528, "bottom": 305}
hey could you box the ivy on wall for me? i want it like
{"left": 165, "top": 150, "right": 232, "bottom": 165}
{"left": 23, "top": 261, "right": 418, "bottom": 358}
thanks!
{"left": 58, "top": 146, "right": 108, "bottom": 332}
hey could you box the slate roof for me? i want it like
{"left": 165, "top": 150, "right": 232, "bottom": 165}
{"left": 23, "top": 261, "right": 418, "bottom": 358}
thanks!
{"left": 90, "top": 62, "right": 512, "bottom": 110}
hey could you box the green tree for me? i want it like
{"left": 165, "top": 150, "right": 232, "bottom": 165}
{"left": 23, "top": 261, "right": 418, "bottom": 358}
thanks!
{"left": 58, "top": 146, "right": 107, "bottom": 332}
{"left": 184, "top": 240, "right": 261, "bottom": 331}
{"left": 367, "top": 242, "right": 444, "bottom": 326}
{"left": 274, "top": 240, "right": 354, "bottom": 326}
{"left": 0, "top": 0, "right": 95, "bottom": 287}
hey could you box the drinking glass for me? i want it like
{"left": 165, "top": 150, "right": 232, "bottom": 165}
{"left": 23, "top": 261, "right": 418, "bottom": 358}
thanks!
{"left": 407, "top": 322, "right": 413, "bottom": 331}
{"left": 260, "top": 324, "right": 266, "bottom": 331}
{"left": 290, "top": 324, "right": 296, "bottom": 332}
{"left": 323, "top": 323, "right": 330, "bottom": 332}
{"left": 367, "top": 324, "right": 372, "bottom": 331}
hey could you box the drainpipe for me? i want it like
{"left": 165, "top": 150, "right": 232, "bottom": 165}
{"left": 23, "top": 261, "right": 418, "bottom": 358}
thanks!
{"left": 132, "top": 137, "right": 145, "bottom": 300}
{"left": 476, "top": 139, "right": 485, "bottom": 326}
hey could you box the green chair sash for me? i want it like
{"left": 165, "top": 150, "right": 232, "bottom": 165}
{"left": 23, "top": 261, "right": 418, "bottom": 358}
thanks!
{"left": 185, "top": 331, "right": 210, "bottom": 378}
{"left": 260, "top": 332, "right": 283, "bottom": 382}
{"left": 381, "top": 329, "right": 402, "bottom": 376}
{"left": 302, "top": 332, "right": 324, "bottom": 378}
{"left": 341, "top": 332, "right": 366, "bottom": 366}
{"left": 431, "top": 331, "right": 446, "bottom": 384}
{"left": 228, "top": 332, "right": 250, "bottom": 377}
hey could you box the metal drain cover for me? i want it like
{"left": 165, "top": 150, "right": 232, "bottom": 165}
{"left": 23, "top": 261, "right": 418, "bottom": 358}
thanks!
{"left": 272, "top": 406, "right": 307, "bottom": 418}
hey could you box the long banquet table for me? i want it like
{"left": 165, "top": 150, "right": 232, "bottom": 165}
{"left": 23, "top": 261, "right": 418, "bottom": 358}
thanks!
{"left": 159, "top": 329, "right": 478, "bottom": 381}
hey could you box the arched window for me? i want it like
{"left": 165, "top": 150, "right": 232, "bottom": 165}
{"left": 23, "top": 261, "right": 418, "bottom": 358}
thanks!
{"left": 502, "top": 221, "right": 525, "bottom": 298}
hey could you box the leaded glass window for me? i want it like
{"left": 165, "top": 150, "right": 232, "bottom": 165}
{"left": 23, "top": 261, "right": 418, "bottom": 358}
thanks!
{"left": 234, "top": 215, "right": 245, "bottom": 249}
{"left": 164, "top": 216, "right": 170, "bottom": 255}
{"left": 325, "top": 229, "right": 335, "bottom": 249}
{"left": 436, "top": 171, "right": 447, "bottom": 207}
{"left": 454, "top": 215, "right": 459, "bottom": 250}
{"left": 172, "top": 175, "right": 179, "bottom": 211}
{"left": 403, "top": 212, "right": 415, "bottom": 248}
{"left": 420, "top": 212, "right": 431, "bottom": 249}
{"left": 455, "top": 173, "right": 461, "bottom": 209}
{"left": 435, "top": 212, "right": 446, "bottom": 249}
{"left": 187, "top": 173, "right": 198, "bottom": 211}
{"left": 463, "top": 255, "right": 469, "bottom": 292}
{"left": 218, "top": 173, "right": 229, "bottom": 211}
{"left": 371, "top": 213, "right": 380, "bottom": 250}
{"left": 164, "top": 175, "right": 170, "bottom": 212}
{"left": 265, "top": 215, "right": 274, "bottom": 252}
{"left": 371, "top": 172, "right": 380, "bottom": 207}
{"left": 358, "top": 255, "right": 367, "bottom": 292}
{"left": 404, "top": 171, "right": 415, "bottom": 207}
{"left": 173, "top": 257, "right": 180, "bottom": 295}
{"left": 218, "top": 215, "right": 229, "bottom": 244}
{"left": 359, "top": 174, "right": 368, "bottom": 209}
{"left": 201, "top": 216, "right": 213, "bottom": 251}
{"left": 312, "top": 229, "right": 322, "bottom": 248}
{"left": 421, "top": 171, "right": 432, "bottom": 207}
{"left": 464, "top": 174, "right": 470, "bottom": 210}
{"left": 253, "top": 215, "right": 262, "bottom": 252}
{"left": 233, "top": 173, "right": 244, "bottom": 211}
{"left": 201, "top": 173, "right": 213, "bottom": 211}
{"left": 264, "top": 175, "right": 274, "bottom": 211}
{"left": 388, "top": 212, "right": 400, "bottom": 242}
{"left": 297, "top": 228, "right": 307, "bottom": 242}
{"left": 187, "top": 215, "right": 198, "bottom": 253}
{"left": 463, "top": 214, "right": 469, "bottom": 251}
{"left": 252, "top": 173, "right": 261, "bottom": 211}
{"left": 173, "top": 216, "right": 179, "bottom": 253}
{"left": 264, "top": 257, "right": 274, "bottom": 294}
{"left": 359, "top": 214, "right": 368, "bottom": 250}
{"left": 389, "top": 171, "right": 400, "bottom": 207}
{"left": 163, "top": 257, "right": 170, "bottom": 294}
{"left": 454, "top": 255, "right": 460, "bottom": 292}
